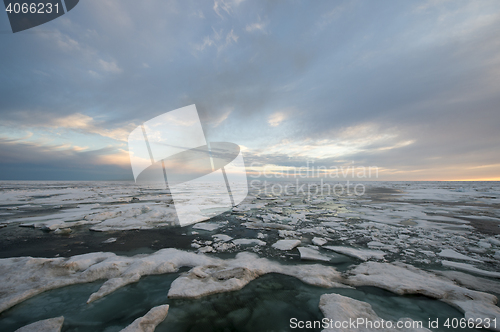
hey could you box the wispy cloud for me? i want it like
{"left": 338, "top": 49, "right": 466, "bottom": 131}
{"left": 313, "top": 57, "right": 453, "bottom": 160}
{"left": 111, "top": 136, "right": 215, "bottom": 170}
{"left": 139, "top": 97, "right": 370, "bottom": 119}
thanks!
{"left": 194, "top": 28, "right": 239, "bottom": 52}
{"left": 220, "top": 29, "right": 239, "bottom": 51}
{"left": 98, "top": 59, "right": 123, "bottom": 74}
{"left": 211, "top": 108, "right": 233, "bottom": 127}
{"left": 213, "top": 0, "right": 244, "bottom": 18}
{"left": 1, "top": 112, "right": 134, "bottom": 143}
{"left": 194, "top": 35, "right": 216, "bottom": 51}
{"left": 268, "top": 112, "right": 286, "bottom": 127}
{"left": 245, "top": 17, "right": 268, "bottom": 33}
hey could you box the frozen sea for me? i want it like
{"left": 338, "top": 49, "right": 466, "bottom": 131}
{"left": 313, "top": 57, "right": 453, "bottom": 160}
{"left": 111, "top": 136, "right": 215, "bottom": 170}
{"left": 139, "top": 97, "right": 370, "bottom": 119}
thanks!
{"left": 0, "top": 180, "right": 499, "bottom": 331}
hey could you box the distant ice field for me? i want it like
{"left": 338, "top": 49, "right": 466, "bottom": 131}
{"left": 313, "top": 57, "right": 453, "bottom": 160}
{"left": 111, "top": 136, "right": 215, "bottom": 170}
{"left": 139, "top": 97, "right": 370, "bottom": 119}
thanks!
{"left": 0, "top": 180, "right": 499, "bottom": 331}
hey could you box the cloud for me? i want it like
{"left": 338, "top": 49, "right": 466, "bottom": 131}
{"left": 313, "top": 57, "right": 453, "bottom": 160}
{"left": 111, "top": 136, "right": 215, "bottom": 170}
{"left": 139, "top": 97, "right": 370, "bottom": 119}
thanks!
{"left": 268, "top": 112, "right": 286, "bottom": 127}
{"left": 245, "top": 18, "right": 267, "bottom": 33}
{"left": 0, "top": 138, "right": 132, "bottom": 180}
{"left": 194, "top": 35, "right": 216, "bottom": 51}
{"left": 1, "top": 0, "right": 500, "bottom": 180}
{"left": 213, "top": 0, "right": 244, "bottom": 18}
{"left": 225, "top": 29, "right": 238, "bottom": 44}
{"left": 314, "top": 3, "right": 348, "bottom": 33}
{"left": 1, "top": 112, "right": 135, "bottom": 143}
{"left": 210, "top": 108, "right": 233, "bottom": 127}
{"left": 194, "top": 28, "right": 239, "bottom": 53}
{"left": 98, "top": 59, "right": 122, "bottom": 74}
{"left": 53, "top": 113, "right": 93, "bottom": 129}
{"left": 251, "top": 122, "right": 412, "bottom": 160}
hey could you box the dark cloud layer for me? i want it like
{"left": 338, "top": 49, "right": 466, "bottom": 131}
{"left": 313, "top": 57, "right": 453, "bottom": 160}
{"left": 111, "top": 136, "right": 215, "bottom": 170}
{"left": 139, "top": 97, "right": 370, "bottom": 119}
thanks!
{"left": 0, "top": 139, "right": 131, "bottom": 180}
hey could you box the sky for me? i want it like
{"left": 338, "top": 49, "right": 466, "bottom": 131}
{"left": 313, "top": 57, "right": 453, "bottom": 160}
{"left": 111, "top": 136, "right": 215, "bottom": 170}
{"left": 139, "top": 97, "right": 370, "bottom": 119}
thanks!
{"left": 0, "top": 0, "right": 499, "bottom": 181}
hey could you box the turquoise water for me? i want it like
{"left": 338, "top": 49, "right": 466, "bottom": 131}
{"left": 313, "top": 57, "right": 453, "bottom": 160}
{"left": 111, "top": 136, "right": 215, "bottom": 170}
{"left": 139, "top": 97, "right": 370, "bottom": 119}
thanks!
{"left": 0, "top": 272, "right": 481, "bottom": 332}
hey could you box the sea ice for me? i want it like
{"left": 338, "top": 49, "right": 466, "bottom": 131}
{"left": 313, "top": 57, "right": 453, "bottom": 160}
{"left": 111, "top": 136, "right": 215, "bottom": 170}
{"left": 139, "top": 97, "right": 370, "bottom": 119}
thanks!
{"left": 0, "top": 249, "right": 213, "bottom": 313}
{"left": 119, "top": 304, "right": 169, "bottom": 332}
{"left": 478, "top": 240, "right": 492, "bottom": 249}
{"left": 167, "top": 252, "right": 346, "bottom": 299}
{"left": 347, "top": 262, "right": 500, "bottom": 330}
{"left": 88, "top": 204, "right": 177, "bottom": 231}
{"left": 53, "top": 228, "right": 72, "bottom": 235}
{"left": 242, "top": 222, "right": 294, "bottom": 230}
{"left": 367, "top": 241, "right": 396, "bottom": 251}
{"left": 271, "top": 239, "right": 301, "bottom": 250}
{"left": 212, "top": 234, "right": 233, "bottom": 242}
{"left": 278, "top": 230, "right": 300, "bottom": 238}
{"left": 212, "top": 242, "right": 236, "bottom": 252}
{"left": 312, "top": 237, "right": 328, "bottom": 246}
{"left": 2, "top": 181, "right": 500, "bottom": 330}
{"left": 0, "top": 247, "right": 347, "bottom": 314}
{"left": 324, "top": 246, "right": 386, "bottom": 261}
{"left": 297, "top": 247, "right": 331, "bottom": 262}
{"left": 198, "top": 246, "right": 215, "bottom": 253}
{"left": 192, "top": 222, "right": 223, "bottom": 231}
{"left": 437, "top": 249, "right": 481, "bottom": 262}
{"left": 14, "top": 316, "right": 64, "bottom": 332}
{"left": 488, "top": 237, "right": 500, "bottom": 246}
{"left": 441, "top": 260, "right": 500, "bottom": 279}
{"left": 432, "top": 270, "right": 500, "bottom": 294}
{"left": 17, "top": 204, "right": 103, "bottom": 230}
{"left": 232, "top": 239, "right": 266, "bottom": 246}
{"left": 319, "top": 294, "right": 430, "bottom": 332}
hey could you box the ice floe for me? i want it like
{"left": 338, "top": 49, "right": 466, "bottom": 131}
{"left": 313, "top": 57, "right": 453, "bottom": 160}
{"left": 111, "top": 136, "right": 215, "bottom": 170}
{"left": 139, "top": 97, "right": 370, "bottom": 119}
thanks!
{"left": 53, "top": 228, "right": 72, "bottom": 235}
{"left": 312, "top": 237, "right": 328, "bottom": 246}
{"left": 441, "top": 260, "right": 500, "bottom": 279}
{"left": 88, "top": 204, "right": 177, "bottom": 231}
{"left": 432, "top": 270, "right": 500, "bottom": 294}
{"left": 319, "top": 293, "right": 430, "bottom": 332}
{"left": 0, "top": 249, "right": 212, "bottom": 313}
{"left": 272, "top": 239, "right": 301, "bottom": 250}
{"left": 14, "top": 316, "right": 64, "bottom": 332}
{"left": 0, "top": 248, "right": 345, "bottom": 313}
{"left": 242, "top": 222, "right": 294, "bottom": 230}
{"left": 232, "top": 238, "right": 266, "bottom": 246}
{"left": 212, "top": 234, "right": 233, "bottom": 242}
{"left": 102, "top": 237, "right": 117, "bottom": 244}
{"left": 1, "top": 244, "right": 499, "bottom": 330}
{"left": 324, "top": 246, "right": 386, "bottom": 261}
{"left": 437, "top": 249, "right": 481, "bottom": 262}
{"left": 297, "top": 247, "right": 331, "bottom": 262}
{"left": 119, "top": 304, "right": 169, "bottom": 332}
{"left": 346, "top": 262, "right": 500, "bottom": 330}
{"left": 167, "top": 252, "right": 346, "bottom": 299}
{"left": 192, "top": 222, "right": 224, "bottom": 231}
